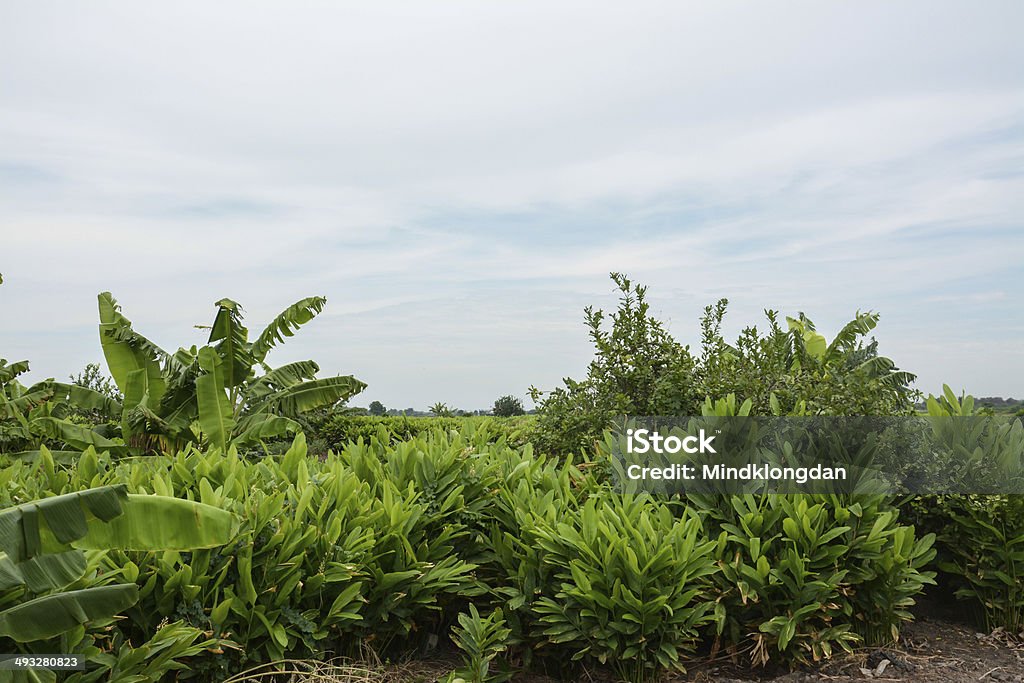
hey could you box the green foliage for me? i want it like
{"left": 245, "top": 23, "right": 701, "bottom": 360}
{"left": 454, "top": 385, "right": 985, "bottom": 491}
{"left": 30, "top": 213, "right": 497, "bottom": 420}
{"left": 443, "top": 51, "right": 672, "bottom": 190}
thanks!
{"left": 530, "top": 274, "right": 918, "bottom": 456}
{"left": 316, "top": 414, "right": 532, "bottom": 452}
{"left": 691, "top": 493, "right": 934, "bottom": 666}
{"left": 0, "top": 461, "right": 235, "bottom": 683}
{"left": 6, "top": 432, "right": 513, "bottom": 675}
{"left": 933, "top": 496, "right": 1024, "bottom": 632}
{"left": 905, "top": 387, "right": 1024, "bottom": 632}
{"left": 447, "top": 604, "right": 513, "bottom": 683}
{"left": 430, "top": 402, "right": 455, "bottom": 417}
{"left": 0, "top": 426, "right": 957, "bottom": 680}
{"left": 368, "top": 400, "right": 386, "bottom": 416}
{"left": 96, "top": 292, "right": 365, "bottom": 454}
{"left": 1, "top": 360, "right": 122, "bottom": 457}
{"left": 492, "top": 395, "right": 525, "bottom": 418}
{"left": 530, "top": 497, "right": 719, "bottom": 682}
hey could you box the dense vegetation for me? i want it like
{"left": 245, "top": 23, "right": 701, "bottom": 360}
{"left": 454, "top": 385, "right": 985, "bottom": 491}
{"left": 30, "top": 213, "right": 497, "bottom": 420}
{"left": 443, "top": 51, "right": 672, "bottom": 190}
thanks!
{"left": 1, "top": 273, "right": 1021, "bottom": 683}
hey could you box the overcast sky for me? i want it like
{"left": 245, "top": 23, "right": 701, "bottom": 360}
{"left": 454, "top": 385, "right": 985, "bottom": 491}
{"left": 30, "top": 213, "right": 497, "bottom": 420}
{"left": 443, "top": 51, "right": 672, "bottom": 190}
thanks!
{"left": 1, "top": 1, "right": 1022, "bottom": 410}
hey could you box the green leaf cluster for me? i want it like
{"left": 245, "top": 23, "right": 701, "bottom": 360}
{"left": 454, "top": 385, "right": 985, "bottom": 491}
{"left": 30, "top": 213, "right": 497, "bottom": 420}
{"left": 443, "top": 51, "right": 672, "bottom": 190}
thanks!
{"left": 531, "top": 274, "right": 919, "bottom": 456}
{"left": 96, "top": 293, "right": 365, "bottom": 454}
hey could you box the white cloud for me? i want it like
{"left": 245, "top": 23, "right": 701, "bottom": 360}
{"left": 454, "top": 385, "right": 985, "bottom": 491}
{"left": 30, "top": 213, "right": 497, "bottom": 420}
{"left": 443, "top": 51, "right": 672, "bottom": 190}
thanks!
{"left": 1, "top": 1, "right": 1022, "bottom": 407}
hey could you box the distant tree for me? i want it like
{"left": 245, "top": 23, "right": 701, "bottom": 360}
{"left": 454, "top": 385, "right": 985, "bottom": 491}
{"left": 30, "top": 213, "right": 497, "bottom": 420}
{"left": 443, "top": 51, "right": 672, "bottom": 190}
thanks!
{"left": 70, "top": 362, "right": 122, "bottom": 401}
{"left": 429, "top": 402, "right": 454, "bottom": 417}
{"left": 368, "top": 400, "right": 386, "bottom": 416}
{"left": 68, "top": 362, "right": 123, "bottom": 426}
{"left": 492, "top": 394, "right": 525, "bottom": 417}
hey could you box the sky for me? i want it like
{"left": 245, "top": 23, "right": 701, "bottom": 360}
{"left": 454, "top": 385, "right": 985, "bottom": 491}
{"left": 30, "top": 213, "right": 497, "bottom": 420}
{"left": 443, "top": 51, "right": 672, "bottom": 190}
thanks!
{"left": 1, "top": 1, "right": 1022, "bottom": 410}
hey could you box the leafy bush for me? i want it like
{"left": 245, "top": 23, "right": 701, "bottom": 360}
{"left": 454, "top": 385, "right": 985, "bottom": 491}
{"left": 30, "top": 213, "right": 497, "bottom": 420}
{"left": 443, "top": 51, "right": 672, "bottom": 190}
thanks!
{"left": 0, "top": 426, "right": 959, "bottom": 681}
{"left": 530, "top": 274, "right": 918, "bottom": 456}
{"left": 447, "top": 604, "right": 513, "bottom": 683}
{"left": 492, "top": 395, "right": 526, "bottom": 417}
{"left": 316, "top": 414, "right": 532, "bottom": 452}
{"left": 530, "top": 497, "right": 719, "bottom": 682}
{"left": 932, "top": 495, "right": 1024, "bottom": 632}
{"left": 0, "top": 456, "right": 236, "bottom": 683}
{"left": 905, "top": 389, "right": 1024, "bottom": 632}
{"left": 692, "top": 493, "right": 934, "bottom": 666}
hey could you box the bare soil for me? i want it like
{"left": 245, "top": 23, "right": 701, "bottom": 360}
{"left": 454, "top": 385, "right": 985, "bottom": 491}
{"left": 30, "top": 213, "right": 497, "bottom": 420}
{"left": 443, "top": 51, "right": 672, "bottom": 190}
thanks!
{"left": 686, "top": 618, "right": 1024, "bottom": 683}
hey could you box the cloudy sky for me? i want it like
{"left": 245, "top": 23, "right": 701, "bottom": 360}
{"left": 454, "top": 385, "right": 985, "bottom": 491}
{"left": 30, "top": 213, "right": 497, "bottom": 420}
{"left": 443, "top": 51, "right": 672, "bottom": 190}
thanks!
{"left": 1, "top": 1, "right": 1022, "bottom": 409}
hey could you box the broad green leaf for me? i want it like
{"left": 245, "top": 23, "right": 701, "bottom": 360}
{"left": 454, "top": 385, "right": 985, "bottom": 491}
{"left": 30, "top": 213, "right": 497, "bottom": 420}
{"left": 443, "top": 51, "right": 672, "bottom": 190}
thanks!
{"left": 231, "top": 414, "right": 301, "bottom": 446}
{"left": 208, "top": 298, "right": 252, "bottom": 389}
{"left": 250, "top": 297, "right": 327, "bottom": 362}
{"left": 0, "top": 486, "right": 128, "bottom": 561}
{"left": 253, "top": 376, "right": 367, "bottom": 416}
{"left": 74, "top": 494, "right": 236, "bottom": 551}
{"left": 29, "top": 417, "right": 123, "bottom": 453}
{"left": 244, "top": 361, "right": 320, "bottom": 401}
{"left": 196, "top": 346, "right": 234, "bottom": 452}
{"left": 97, "top": 292, "right": 167, "bottom": 406}
{"left": 0, "top": 584, "right": 139, "bottom": 642}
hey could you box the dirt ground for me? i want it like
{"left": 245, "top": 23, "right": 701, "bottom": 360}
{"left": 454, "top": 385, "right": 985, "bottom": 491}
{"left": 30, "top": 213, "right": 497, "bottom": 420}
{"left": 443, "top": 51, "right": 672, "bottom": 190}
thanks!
{"left": 265, "top": 598, "right": 1024, "bottom": 683}
{"left": 515, "top": 594, "right": 1024, "bottom": 683}
{"left": 686, "top": 618, "right": 1024, "bottom": 683}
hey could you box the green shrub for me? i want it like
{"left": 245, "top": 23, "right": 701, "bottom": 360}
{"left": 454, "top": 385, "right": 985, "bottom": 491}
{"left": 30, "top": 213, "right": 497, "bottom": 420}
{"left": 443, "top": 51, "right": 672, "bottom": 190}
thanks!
{"left": 530, "top": 497, "right": 719, "bottom": 682}
{"left": 447, "top": 604, "right": 513, "bottom": 683}
{"left": 692, "top": 493, "right": 934, "bottom": 666}
{"left": 315, "top": 414, "right": 531, "bottom": 452}
{"left": 529, "top": 274, "right": 918, "bottom": 457}
{"left": 0, "top": 427, "right": 952, "bottom": 681}
{"left": 931, "top": 495, "right": 1024, "bottom": 632}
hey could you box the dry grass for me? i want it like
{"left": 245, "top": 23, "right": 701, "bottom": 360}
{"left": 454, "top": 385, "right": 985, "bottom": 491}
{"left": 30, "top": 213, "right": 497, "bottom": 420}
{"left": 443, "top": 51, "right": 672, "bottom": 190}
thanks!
{"left": 220, "top": 657, "right": 453, "bottom": 683}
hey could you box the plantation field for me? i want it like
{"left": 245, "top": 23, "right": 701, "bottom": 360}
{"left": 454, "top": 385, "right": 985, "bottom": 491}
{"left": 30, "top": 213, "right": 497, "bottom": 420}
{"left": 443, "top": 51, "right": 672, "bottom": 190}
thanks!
{"left": 2, "top": 277, "right": 1022, "bottom": 682}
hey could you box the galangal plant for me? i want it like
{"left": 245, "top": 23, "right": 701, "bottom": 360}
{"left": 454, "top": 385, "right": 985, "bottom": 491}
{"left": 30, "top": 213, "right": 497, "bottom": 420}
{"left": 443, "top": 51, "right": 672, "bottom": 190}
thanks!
{"left": 528, "top": 496, "right": 719, "bottom": 683}
{"left": 692, "top": 493, "right": 935, "bottom": 667}
{"left": 913, "top": 387, "right": 1024, "bottom": 632}
{"left": 97, "top": 293, "right": 366, "bottom": 454}
{"left": 446, "top": 604, "right": 513, "bottom": 683}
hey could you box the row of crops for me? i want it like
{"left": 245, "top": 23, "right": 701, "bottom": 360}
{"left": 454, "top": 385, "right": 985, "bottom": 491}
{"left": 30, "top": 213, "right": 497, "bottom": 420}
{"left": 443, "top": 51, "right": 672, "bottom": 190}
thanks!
{"left": 2, "top": 419, "right": 1022, "bottom": 683}
{"left": 1, "top": 276, "right": 1022, "bottom": 682}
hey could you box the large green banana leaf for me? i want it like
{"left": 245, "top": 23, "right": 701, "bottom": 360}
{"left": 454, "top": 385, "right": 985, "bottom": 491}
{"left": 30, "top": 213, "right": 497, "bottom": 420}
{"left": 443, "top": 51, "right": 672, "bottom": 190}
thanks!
{"left": 250, "top": 296, "right": 327, "bottom": 362}
{"left": 825, "top": 312, "right": 878, "bottom": 360}
{"left": 0, "top": 486, "right": 128, "bottom": 561}
{"left": 0, "top": 359, "right": 31, "bottom": 384}
{"left": 196, "top": 347, "right": 234, "bottom": 452}
{"left": 74, "top": 495, "right": 237, "bottom": 551}
{"left": 252, "top": 375, "right": 367, "bottom": 415}
{"left": 29, "top": 418, "right": 124, "bottom": 454}
{"left": 209, "top": 298, "right": 253, "bottom": 389}
{"left": 48, "top": 382, "right": 122, "bottom": 418}
{"left": 244, "top": 360, "right": 320, "bottom": 401}
{"left": 0, "top": 384, "right": 55, "bottom": 418}
{"left": 97, "top": 293, "right": 167, "bottom": 408}
{"left": 0, "top": 487, "right": 235, "bottom": 559}
{"left": 231, "top": 414, "right": 302, "bottom": 447}
{"left": 0, "top": 550, "right": 87, "bottom": 592}
{"left": 0, "top": 584, "right": 140, "bottom": 642}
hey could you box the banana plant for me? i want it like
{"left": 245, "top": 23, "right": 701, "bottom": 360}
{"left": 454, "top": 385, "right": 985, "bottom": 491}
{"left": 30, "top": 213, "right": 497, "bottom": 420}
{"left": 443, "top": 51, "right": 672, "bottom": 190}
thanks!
{"left": 97, "top": 293, "right": 366, "bottom": 454}
{"left": 0, "top": 474, "right": 236, "bottom": 646}
{"left": 785, "top": 312, "right": 915, "bottom": 392}
{"left": 0, "top": 359, "right": 123, "bottom": 458}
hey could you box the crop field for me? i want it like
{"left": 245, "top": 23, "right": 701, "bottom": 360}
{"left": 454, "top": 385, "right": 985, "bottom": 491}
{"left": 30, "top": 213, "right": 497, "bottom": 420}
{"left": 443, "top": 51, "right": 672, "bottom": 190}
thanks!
{"left": 1, "top": 276, "right": 1022, "bottom": 683}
